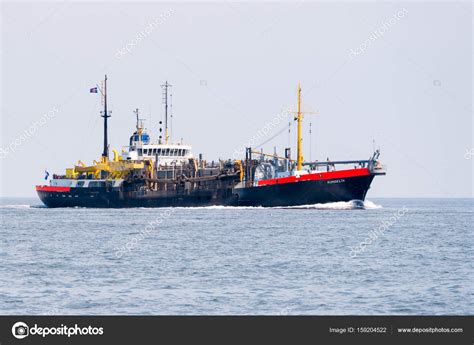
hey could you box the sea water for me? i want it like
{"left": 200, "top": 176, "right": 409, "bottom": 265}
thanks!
{"left": 0, "top": 197, "right": 472, "bottom": 315}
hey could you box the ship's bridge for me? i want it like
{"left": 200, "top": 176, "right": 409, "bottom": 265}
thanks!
{"left": 124, "top": 110, "right": 193, "bottom": 166}
{"left": 123, "top": 141, "right": 193, "bottom": 166}
{"left": 129, "top": 132, "right": 150, "bottom": 146}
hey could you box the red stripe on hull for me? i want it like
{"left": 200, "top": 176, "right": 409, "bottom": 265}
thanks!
{"left": 257, "top": 168, "right": 370, "bottom": 186}
{"left": 36, "top": 185, "right": 71, "bottom": 192}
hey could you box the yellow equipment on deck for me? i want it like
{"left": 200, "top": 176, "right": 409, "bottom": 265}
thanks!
{"left": 66, "top": 152, "right": 146, "bottom": 179}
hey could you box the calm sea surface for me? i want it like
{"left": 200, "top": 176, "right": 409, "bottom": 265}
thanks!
{"left": 0, "top": 197, "right": 472, "bottom": 315}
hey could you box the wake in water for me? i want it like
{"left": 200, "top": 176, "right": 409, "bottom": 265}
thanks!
{"left": 276, "top": 199, "right": 382, "bottom": 210}
{"left": 177, "top": 200, "right": 382, "bottom": 210}
{"left": 0, "top": 204, "right": 33, "bottom": 209}
{"left": 0, "top": 204, "right": 46, "bottom": 209}
{"left": 1, "top": 200, "right": 382, "bottom": 210}
{"left": 171, "top": 205, "right": 265, "bottom": 210}
{"left": 361, "top": 200, "right": 383, "bottom": 209}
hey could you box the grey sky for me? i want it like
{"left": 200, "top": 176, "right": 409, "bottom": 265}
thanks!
{"left": 1, "top": 1, "right": 472, "bottom": 198}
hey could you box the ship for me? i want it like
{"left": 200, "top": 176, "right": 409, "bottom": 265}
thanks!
{"left": 36, "top": 76, "right": 385, "bottom": 208}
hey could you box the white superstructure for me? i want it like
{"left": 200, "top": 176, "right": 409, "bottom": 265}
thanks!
{"left": 121, "top": 118, "right": 193, "bottom": 166}
{"left": 123, "top": 142, "right": 193, "bottom": 166}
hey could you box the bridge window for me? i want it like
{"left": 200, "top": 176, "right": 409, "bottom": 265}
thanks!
{"left": 138, "top": 149, "right": 143, "bottom": 156}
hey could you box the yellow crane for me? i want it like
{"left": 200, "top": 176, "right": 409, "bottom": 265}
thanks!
{"left": 293, "top": 82, "right": 318, "bottom": 171}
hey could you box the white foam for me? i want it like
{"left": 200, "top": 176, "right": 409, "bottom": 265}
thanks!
{"left": 275, "top": 199, "right": 382, "bottom": 210}
{"left": 0, "top": 204, "right": 48, "bottom": 209}
{"left": 0, "top": 204, "right": 32, "bottom": 209}
{"left": 363, "top": 200, "right": 383, "bottom": 209}
{"left": 0, "top": 200, "right": 382, "bottom": 210}
{"left": 173, "top": 200, "right": 382, "bottom": 210}
{"left": 175, "top": 205, "right": 264, "bottom": 210}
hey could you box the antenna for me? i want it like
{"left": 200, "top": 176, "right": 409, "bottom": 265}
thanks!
{"left": 288, "top": 121, "right": 291, "bottom": 148}
{"left": 170, "top": 90, "right": 173, "bottom": 143}
{"left": 133, "top": 107, "right": 145, "bottom": 139}
{"left": 309, "top": 121, "right": 312, "bottom": 162}
{"left": 161, "top": 81, "right": 172, "bottom": 144}
{"left": 134, "top": 108, "right": 140, "bottom": 131}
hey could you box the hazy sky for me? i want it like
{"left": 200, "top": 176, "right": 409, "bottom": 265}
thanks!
{"left": 1, "top": 1, "right": 472, "bottom": 197}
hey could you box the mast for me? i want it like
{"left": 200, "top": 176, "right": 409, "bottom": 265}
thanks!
{"left": 133, "top": 107, "right": 143, "bottom": 141}
{"left": 101, "top": 74, "right": 111, "bottom": 160}
{"left": 161, "top": 81, "right": 172, "bottom": 144}
{"left": 134, "top": 108, "right": 140, "bottom": 131}
{"left": 296, "top": 81, "right": 303, "bottom": 171}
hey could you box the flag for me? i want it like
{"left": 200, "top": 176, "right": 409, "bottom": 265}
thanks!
{"left": 90, "top": 87, "right": 98, "bottom": 93}
{"left": 44, "top": 170, "right": 50, "bottom": 180}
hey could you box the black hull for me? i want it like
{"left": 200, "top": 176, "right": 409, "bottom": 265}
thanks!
{"left": 37, "top": 174, "right": 375, "bottom": 208}
{"left": 37, "top": 187, "right": 238, "bottom": 208}
{"left": 236, "top": 175, "right": 374, "bottom": 207}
